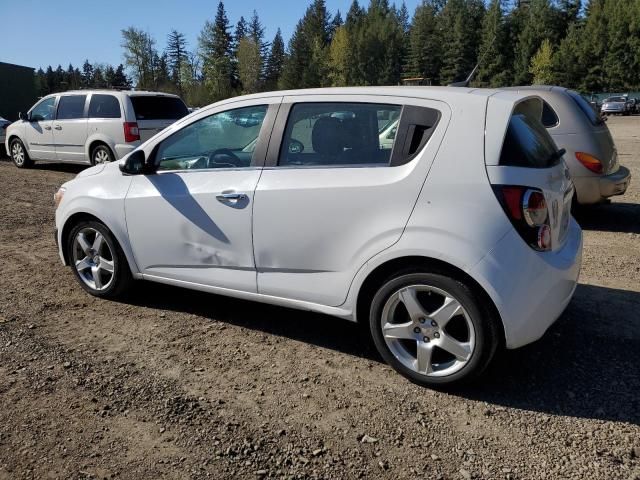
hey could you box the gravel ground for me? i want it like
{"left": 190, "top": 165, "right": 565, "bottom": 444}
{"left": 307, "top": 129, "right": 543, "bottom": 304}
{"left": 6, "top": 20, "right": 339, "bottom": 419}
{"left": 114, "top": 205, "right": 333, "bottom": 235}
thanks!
{"left": 0, "top": 116, "right": 638, "bottom": 480}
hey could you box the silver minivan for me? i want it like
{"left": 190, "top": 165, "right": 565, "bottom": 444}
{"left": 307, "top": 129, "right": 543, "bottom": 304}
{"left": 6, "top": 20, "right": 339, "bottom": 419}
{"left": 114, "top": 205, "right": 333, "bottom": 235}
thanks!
{"left": 5, "top": 90, "right": 188, "bottom": 168}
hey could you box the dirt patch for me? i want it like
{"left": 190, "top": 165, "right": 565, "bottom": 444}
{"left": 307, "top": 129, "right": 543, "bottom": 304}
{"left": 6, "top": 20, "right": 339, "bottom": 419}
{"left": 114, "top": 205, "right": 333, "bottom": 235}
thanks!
{"left": 1, "top": 118, "right": 639, "bottom": 479}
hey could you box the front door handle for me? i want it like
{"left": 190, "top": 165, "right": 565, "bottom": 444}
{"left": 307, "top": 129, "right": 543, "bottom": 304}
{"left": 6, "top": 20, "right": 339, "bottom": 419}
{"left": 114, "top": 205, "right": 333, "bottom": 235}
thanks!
{"left": 216, "top": 192, "right": 247, "bottom": 202}
{"left": 44, "top": 125, "right": 52, "bottom": 130}
{"left": 54, "top": 125, "right": 62, "bottom": 130}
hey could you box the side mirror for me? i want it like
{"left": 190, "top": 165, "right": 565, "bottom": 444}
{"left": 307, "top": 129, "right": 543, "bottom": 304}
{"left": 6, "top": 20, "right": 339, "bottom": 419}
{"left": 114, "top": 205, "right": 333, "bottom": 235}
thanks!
{"left": 119, "top": 150, "right": 147, "bottom": 175}
{"left": 18, "top": 112, "right": 26, "bottom": 121}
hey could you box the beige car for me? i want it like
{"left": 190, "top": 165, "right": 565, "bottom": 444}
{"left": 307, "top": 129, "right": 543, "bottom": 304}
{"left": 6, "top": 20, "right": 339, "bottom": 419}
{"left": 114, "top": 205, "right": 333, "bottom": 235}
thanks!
{"left": 503, "top": 86, "right": 631, "bottom": 205}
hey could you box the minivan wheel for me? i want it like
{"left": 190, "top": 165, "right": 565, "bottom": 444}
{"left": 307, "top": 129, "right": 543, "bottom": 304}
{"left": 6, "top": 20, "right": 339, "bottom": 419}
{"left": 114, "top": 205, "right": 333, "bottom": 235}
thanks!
{"left": 67, "top": 221, "right": 133, "bottom": 298}
{"left": 91, "top": 144, "right": 114, "bottom": 165}
{"left": 369, "top": 272, "right": 499, "bottom": 386}
{"left": 10, "top": 139, "right": 33, "bottom": 168}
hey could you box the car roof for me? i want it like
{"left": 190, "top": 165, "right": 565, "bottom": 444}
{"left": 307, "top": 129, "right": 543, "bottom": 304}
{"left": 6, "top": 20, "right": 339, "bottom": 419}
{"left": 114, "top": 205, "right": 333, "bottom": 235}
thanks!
{"left": 49, "top": 89, "right": 182, "bottom": 98}
{"left": 211, "top": 86, "right": 535, "bottom": 108}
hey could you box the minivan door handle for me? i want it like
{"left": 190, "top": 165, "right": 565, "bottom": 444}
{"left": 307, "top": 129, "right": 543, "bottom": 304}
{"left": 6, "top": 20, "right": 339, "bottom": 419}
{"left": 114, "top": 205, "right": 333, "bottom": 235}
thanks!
{"left": 44, "top": 125, "right": 52, "bottom": 130}
{"left": 216, "top": 192, "right": 247, "bottom": 202}
{"left": 54, "top": 125, "right": 62, "bottom": 130}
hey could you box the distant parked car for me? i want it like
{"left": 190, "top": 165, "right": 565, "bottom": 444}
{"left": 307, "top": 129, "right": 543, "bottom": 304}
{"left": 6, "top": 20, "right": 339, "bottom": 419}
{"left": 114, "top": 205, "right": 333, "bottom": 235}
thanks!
{"left": 625, "top": 97, "right": 639, "bottom": 114}
{"left": 53, "top": 87, "right": 582, "bottom": 386}
{"left": 0, "top": 116, "right": 10, "bottom": 154}
{"left": 601, "top": 96, "right": 632, "bottom": 116}
{"left": 503, "top": 86, "right": 631, "bottom": 206}
{"left": 5, "top": 90, "right": 188, "bottom": 168}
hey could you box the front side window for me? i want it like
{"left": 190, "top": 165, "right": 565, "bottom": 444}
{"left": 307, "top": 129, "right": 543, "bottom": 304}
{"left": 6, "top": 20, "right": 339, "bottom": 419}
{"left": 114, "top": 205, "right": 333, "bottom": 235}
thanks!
{"left": 279, "top": 103, "right": 402, "bottom": 167}
{"left": 30, "top": 97, "right": 56, "bottom": 121}
{"left": 57, "top": 95, "right": 87, "bottom": 120}
{"left": 156, "top": 105, "right": 267, "bottom": 171}
{"left": 88, "top": 94, "right": 121, "bottom": 119}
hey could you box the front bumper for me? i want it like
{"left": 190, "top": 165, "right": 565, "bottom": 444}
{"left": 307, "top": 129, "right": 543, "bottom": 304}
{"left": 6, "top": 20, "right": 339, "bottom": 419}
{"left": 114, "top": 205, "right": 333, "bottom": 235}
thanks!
{"left": 470, "top": 218, "right": 582, "bottom": 349}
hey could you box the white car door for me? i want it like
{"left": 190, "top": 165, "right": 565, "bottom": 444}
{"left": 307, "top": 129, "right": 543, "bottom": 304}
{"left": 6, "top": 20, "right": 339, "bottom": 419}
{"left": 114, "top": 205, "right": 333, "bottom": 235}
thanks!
{"left": 125, "top": 99, "right": 280, "bottom": 293}
{"left": 253, "top": 95, "right": 449, "bottom": 307}
{"left": 53, "top": 94, "right": 89, "bottom": 162}
{"left": 24, "top": 96, "right": 57, "bottom": 160}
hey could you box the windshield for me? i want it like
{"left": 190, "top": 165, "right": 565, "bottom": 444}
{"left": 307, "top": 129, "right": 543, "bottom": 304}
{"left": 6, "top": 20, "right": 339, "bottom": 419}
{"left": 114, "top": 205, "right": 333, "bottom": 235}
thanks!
{"left": 605, "top": 97, "right": 627, "bottom": 103}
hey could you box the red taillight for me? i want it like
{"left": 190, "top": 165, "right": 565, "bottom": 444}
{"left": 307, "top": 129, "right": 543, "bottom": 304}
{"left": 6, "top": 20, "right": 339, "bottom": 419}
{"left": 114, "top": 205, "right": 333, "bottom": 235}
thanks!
{"left": 123, "top": 122, "right": 140, "bottom": 143}
{"left": 493, "top": 186, "right": 552, "bottom": 251}
{"left": 575, "top": 152, "right": 603, "bottom": 174}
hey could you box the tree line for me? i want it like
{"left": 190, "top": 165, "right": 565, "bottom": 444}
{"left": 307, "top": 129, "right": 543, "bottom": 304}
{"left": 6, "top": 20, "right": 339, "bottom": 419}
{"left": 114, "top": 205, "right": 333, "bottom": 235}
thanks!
{"left": 36, "top": 0, "right": 640, "bottom": 106}
{"left": 35, "top": 61, "right": 131, "bottom": 96}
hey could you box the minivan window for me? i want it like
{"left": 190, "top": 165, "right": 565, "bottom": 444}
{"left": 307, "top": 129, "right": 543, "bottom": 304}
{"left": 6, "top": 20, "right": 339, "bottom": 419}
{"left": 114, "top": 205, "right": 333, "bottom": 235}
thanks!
{"left": 57, "top": 95, "right": 87, "bottom": 120}
{"left": 130, "top": 96, "right": 188, "bottom": 120}
{"left": 567, "top": 91, "right": 602, "bottom": 126}
{"left": 156, "top": 105, "right": 267, "bottom": 171}
{"left": 30, "top": 97, "right": 56, "bottom": 121}
{"left": 279, "top": 103, "right": 402, "bottom": 167}
{"left": 88, "top": 94, "right": 121, "bottom": 119}
{"left": 499, "top": 113, "right": 561, "bottom": 168}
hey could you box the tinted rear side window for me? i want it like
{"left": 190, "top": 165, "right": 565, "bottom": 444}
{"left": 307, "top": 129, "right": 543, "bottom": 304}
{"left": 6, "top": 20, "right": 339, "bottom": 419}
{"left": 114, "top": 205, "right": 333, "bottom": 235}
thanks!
{"left": 130, "top": 96, "right": 188, "bottom": 120}
{"left": 499, "top": 113, "right": 560, "bottom": 168}
{"left": 541, "top": 101, "right": 559, "bottom": 128}
{"left": 567, "top": 90, "right": 602, "bottom": 126}
{"left": 57, "top": 95, "right": 87, "bottom": 120}
{"left": 89, "top": 94, "right": 121, "bottom": 119}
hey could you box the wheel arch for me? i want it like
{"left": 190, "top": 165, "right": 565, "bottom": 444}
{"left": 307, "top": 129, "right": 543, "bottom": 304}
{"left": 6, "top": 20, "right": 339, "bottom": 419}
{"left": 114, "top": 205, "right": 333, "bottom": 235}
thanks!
{"left": 87, "top": 139, "right": 115, "bottom": 162}
{"left": 354, "top": 255, "right": 506, "bottom": 347}
{"left": 60, "top": 211, "right": 139, "bottom": 277}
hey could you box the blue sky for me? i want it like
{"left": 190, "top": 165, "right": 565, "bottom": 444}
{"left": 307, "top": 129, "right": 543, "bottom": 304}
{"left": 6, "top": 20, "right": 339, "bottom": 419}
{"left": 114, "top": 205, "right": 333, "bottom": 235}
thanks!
{"left": 2, "top": 0, "right": 422, "bottom": 71}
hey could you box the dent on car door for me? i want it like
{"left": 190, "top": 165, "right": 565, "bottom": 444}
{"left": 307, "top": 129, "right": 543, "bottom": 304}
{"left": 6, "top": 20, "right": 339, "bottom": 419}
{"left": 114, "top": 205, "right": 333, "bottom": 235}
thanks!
{"left": 124, "top": 101, "right": 279, "bottom": 293}
{"left": 25, "top": 97, "right": 57, "bottom": 160}
{"left": 53, "top": 94, "right": 89, "bottom": 162}
{"left": 252, "top": 97, "right": 445, "bottom": 307}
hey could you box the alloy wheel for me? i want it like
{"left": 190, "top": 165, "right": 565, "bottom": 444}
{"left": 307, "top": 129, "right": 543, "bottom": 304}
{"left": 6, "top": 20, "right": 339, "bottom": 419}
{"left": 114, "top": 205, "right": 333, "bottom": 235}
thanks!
{"left": 380, "top": 285, "right": 476, "bottom": 377}
{"left": 94, "top": 148, "right": 110, "bottom": 164}
{"left": 72, "top": 227, "right": 115, "bottom": 291}
{"left": 11, "top": 142, "right": 25, "bottom": 166}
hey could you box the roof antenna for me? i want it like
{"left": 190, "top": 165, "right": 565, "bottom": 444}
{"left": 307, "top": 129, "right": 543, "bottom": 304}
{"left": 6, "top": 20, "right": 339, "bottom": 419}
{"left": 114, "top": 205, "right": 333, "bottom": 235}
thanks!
{"left": 448, "top": 63, "right": 479, "bottom": 87}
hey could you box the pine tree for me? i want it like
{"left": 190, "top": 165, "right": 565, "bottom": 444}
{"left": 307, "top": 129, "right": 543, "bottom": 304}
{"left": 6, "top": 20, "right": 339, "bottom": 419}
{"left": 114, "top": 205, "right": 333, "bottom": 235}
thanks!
{"left": 406, "top": 1, "right": 442, "bottom": 84}
{"left": 199, "top": 1, "right": 234, "bottom": 100}
{"left": 475, "top": 0, "right": 511, "bottom": 87}
{"left": 248, "top": 10, "right": 269, "bottom": 85}
{"left": 439, "top": 0, "right": 485, "bottom": 85}
{"left": 166, "top": 29, "right": 188, "bottom": 94}
{"left": 235, "top": 16, "right": 248, "bottom": 43}
{"left": 81, "top": 60, "right": 94, "bottom": 88}
{"left": 529, "top": 38, "right": 554, "bottom": 84}
{"left": 264, "top": 29, "right": 285, "bottom": 90}
{"left": 328, "top": 25, "right": 350, "bottom": 86}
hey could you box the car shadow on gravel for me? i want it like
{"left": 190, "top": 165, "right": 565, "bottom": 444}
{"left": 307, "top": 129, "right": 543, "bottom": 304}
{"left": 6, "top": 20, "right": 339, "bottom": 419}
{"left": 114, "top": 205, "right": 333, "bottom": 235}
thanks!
{"left": 459, "top": 283, "right": 640, "bottom": 425}
{"left": 32, "top": 163, "right": 87, "bottom": 174}
{"left": 574, "top": 202, "right": 640, "bottom": 234}
{"left": 122, "top": 281, "right": 639, "bottom": 425}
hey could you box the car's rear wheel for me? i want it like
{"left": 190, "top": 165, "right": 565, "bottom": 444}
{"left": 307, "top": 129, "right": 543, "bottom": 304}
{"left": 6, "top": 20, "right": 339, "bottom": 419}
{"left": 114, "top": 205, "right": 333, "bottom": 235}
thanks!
{"left": 91, "top": 144, "right": 114, "bottom": 165}
{"left": 10, "top": 139, "right": 33, "bottom": 168}
{"left": 67, "top": 221, "right": 133, "bottom": 298}
{"left": 369, "top": 272, "right": 500, "bottom": 386}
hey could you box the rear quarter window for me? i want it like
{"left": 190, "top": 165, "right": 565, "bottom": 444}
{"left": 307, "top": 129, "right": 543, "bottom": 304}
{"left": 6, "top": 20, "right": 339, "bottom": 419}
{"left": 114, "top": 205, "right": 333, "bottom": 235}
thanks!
{"left": 499, "top": 112, "right": 560, "bottom": 169}
{"left": 541, "top": 101, "right": 559, "bottom": 128}
{"left": 130, "top": 96, "right": 188, "bottom": 120}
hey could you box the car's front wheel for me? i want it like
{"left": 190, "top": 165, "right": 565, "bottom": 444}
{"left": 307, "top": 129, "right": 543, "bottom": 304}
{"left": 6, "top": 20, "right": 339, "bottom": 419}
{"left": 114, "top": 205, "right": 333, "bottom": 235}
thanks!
{"left": 67, "top": 221, "right": 133, "bottom": 298}
{"left": 10, "top": 139, "right": 33, "bottom": 168}
{"left": 369, "top": 272, "right": 500, "bottom": 386}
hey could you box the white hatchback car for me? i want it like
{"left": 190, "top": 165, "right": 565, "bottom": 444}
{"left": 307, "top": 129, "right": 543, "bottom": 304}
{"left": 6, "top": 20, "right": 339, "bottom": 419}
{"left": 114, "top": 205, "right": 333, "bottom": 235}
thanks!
{"left": 5, "top": 90, "right": 188, "bottom": 167}
{"left": 53, "top": 87, "right": 582, "bottom": 386}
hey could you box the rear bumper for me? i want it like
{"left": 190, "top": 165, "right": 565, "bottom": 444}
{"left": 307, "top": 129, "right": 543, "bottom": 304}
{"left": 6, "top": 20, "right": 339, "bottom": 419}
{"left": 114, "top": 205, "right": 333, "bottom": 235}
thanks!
{"left": 470, "top": 219, "right": 582, "bottom": 349}
{"left": 573, "top": 166, "right": 631, "bottom": 204}
{"left": 114, "top": 142, "right": 140, "bottom": 160}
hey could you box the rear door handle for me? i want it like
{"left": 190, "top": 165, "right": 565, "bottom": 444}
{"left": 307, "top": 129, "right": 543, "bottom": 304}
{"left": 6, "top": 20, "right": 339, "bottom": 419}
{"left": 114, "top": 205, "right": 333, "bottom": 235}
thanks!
{"left": 54, "top": 125, "right": 62, "bottom": 130}
{"left": 216, "top": 192, "right": 247, "bottom": 201}
{"left": 44, "top": 126, "right": 52, "bottom": 130}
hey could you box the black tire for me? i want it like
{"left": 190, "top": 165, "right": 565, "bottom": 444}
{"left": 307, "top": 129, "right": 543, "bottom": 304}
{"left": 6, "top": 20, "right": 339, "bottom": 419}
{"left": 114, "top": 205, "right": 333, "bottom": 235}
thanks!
{"left": 369, "top": 271, "right": 500, "bottom": 387}
{"left": 66, "top": 220, "right": 133, "bottom": 299}
{"left": 90, "top": 144, "right": 115, "bottom": 165}
{"left": 9, "top": 138, "right": 33, "bottom": 168}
